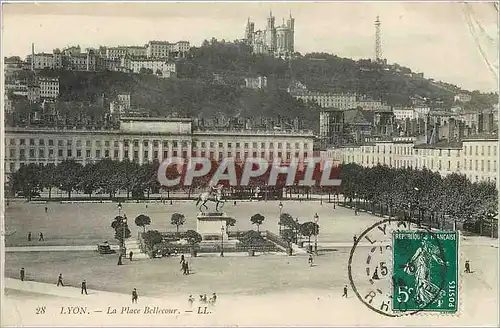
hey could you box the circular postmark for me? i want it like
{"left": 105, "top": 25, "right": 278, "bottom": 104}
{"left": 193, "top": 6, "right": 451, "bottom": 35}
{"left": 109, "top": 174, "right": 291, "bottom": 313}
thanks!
{"left": 347, "top": 218, "right": 448, "bottom": 317}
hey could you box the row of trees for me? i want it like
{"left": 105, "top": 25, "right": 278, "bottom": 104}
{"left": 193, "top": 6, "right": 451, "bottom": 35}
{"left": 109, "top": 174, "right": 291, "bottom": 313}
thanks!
{"left": 339, "top": 163, "right": 498, "bottom": 233}
{"left": 7, "top": 158, "right": 335, "bottom": 201}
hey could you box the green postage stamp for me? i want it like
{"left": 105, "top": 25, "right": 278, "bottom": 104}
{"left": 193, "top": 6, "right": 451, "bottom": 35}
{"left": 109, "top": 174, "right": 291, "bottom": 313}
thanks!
{"left": 392, "top": 230, "right": 459, "bottom": 313}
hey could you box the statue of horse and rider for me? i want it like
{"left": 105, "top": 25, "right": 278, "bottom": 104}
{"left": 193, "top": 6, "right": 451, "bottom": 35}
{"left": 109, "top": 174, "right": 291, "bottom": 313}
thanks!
{"left": 196, "top": 184, "right": 225, "bottom": 212}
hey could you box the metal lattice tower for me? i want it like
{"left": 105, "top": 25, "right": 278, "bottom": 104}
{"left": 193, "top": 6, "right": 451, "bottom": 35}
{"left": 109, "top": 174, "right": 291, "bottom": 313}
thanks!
{"left": 375, "top": 16, "right": 382, "bottom": 62}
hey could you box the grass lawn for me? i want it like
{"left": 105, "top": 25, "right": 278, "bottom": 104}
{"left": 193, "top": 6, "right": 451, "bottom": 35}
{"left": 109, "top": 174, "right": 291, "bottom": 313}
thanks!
{"left": 5, "top": 200, "right": 380, "bottom": 246}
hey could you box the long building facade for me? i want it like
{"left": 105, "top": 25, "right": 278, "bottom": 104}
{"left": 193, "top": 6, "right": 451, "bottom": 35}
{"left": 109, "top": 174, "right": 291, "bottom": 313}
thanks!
{"left": 4, "top": 118, "right": 314, "bottom": 174}
{"left": 329, "top": 135, "right": 498, "bottom": 183}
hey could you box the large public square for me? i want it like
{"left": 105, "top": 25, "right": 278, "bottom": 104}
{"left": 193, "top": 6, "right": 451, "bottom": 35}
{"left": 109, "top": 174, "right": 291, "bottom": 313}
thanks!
{"left": 3, "top": 199, "right": 499, "bottom": 326}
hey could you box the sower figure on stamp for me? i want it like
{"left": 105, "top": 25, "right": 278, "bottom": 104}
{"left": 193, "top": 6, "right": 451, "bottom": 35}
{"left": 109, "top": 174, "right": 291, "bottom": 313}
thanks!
{"left": 403, "top": 233, "right": 448, "bottom": 305}
{"left": 132, "top": 288, "right": 138, "bottom": 303}
{"left": 81, "top": 279, "right": 88, "bottom": 295}
{"left": 20, "top": 268, "right": 25, "bottom": 281}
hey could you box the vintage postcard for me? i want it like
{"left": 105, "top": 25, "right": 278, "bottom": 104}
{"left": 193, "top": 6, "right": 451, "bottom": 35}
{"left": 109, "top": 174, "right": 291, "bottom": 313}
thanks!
{"left": 1, "top": 1, "right": 499, "bottom": 326}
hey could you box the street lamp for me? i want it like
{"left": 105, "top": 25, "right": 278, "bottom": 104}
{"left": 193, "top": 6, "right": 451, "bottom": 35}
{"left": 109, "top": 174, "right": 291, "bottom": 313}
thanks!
{"left": 220, "top": 225, "right": 225, "bottom": 257}
{"left": 122, "top": 214, "right": 128, "bottom": 256}
{"left": 295, "top": 217, "right": 299, "bottom": 244}
{"left": 314, "top": 213, "right": 319, "bottom": 255}
{"left": 354, "top": 192, "right": 358, "bottom": 215}
{"left": 278, "top": 202, "right": 283, "bottom": 235}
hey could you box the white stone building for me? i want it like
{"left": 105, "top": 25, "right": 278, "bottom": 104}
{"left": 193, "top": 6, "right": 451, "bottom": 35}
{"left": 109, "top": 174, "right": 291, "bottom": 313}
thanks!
{"left": 4, "top": 118, "right": 314, "bottom": 174}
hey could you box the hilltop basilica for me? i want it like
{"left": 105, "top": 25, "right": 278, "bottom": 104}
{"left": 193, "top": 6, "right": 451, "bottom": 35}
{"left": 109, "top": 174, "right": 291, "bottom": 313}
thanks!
{"left": 244, "top": 11, "right": 295, "bottom": 59}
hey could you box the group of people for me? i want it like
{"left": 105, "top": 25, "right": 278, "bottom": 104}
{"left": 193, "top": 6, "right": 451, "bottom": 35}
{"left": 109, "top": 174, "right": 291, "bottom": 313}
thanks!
{"left": 27, "top": 231, "right": 44, "bottom": 242}
{"left": 188, "top": 293, "right": 217, "bottom": 306}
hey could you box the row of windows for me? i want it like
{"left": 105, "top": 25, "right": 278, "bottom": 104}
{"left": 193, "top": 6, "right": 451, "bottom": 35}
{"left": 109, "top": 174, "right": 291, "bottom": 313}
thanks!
{"left": 347, "top": 155, "right": 498, "bottom": 174}
{"left": 464, "top": 145, "right": 498, "bottom": 157}
{"left": 13, "top": 148, "right": 309, "bottom": 162}
{"left": 8, "top": 138, "right": 310, "bottom": 150}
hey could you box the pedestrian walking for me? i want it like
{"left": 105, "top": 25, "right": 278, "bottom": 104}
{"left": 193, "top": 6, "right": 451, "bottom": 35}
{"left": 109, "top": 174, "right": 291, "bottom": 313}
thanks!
{"left": 45, "top": 207, "right": 48, "bottom": 213}
{"left": 81, "top": 279, "right": 88, "bottom": 295}
{"left": 180, "top": 254, "right": 185, "bottom": 264}
{"left": 188, "top": 295, "right": 194, "bottom": 307}
{"left": 57, "top": 274, "right": 64, "bottom": 286}
{"left": 20, "top": 268, "right": 25, "bottom": 281}
{"left": 132, "top": 288, "right": 138, "bottom": 303}
{"left": 465, "top": 260, "right": 471, "bottom": 273}
{"left": 39, "top": 232, "right": 44, "bottom": 241}
{"left": 308, "top": 254, "right": 313, "bottom": 267}
{"left": 181, "top": 261, "right": 186, "bottom": 275}
{"left": 210, "top": 293, "right": 217, "bottom": 305}
{"left": 117, "top": 254, "right": 123, "bottom": 265}
{"left": 129, "top": 251, "right": 133, "bottom": 261}
{"left": 185, "top": 261, "right": 190, "bottom": 275}
{"left": 342, "top": 285, "right": 348, "bottom": 298}
{"left": 353, "top": 235, "right": 357, "bottom": 243}
{"left": 27, "top": 232, "right": 32, "bottom": 242}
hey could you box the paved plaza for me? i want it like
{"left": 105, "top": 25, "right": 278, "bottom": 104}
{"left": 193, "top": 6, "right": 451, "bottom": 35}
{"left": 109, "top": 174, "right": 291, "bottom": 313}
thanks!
{"left": 3, "top": 199, "right": 499, "bottom": 326}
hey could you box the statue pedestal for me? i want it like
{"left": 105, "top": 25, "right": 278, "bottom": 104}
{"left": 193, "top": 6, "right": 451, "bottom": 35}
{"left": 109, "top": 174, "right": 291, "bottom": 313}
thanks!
{"left": 196, "top": 212, "right": 231, "bottom": 239}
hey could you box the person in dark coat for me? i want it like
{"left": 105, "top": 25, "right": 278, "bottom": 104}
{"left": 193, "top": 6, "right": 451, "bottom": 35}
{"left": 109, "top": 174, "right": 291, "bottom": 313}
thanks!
{"left": 353, "top": 235, "right": 357, "bottom": 243}
{"left": 39, "top": 232, "right": 44, "bottom": 241}
{"left": 132, "top": 288, "right": 138, "bottom": 303}
{"left": 185, "top": 261, "right": 190, "bottom": 275}
{"left": 81, "top": 280, "right": 88, "bottom": 295}
{"left": 28, "top": 232, "right": 32, "bottom": 241}
{"left": 129, "top": 251, "right": 133, "bottom": 261}
{"left": 20, "top": 268, "right": 25, "bottom": 281}
{"left": 342, "top": 285, "right": 348, "bottom": 298}
{"left": 57, "top": 274, "right": 64, "bottom": 286}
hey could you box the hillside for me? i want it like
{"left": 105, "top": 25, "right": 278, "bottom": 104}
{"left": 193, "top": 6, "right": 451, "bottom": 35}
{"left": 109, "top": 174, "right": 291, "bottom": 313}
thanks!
{"left": 29, "top": 39, "right": 497, "bottom": 129}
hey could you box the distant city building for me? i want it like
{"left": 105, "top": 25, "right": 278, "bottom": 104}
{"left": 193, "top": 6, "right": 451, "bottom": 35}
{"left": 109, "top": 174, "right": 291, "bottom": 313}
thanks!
{"left": 38, "top": 77, "right": 59, "bottom": 99}
{"left": 110, "top": 94, "right": 132, "bottom": 114}
{"left": 26, "top": 53, "right": 55, "bottom": 70}
{"left": 329, "top": 133, "right": 498, "bottom": 183}
{"left": 4, "top": 117, "right": 314, "bottom": 174}
{"left": 356, "top": 97, "right": 391, "bottom": 111}
{"left": 454, "top": 93, "right": 472, "bottom": 103}
{"left": 244, "top": 76, "right": 267, "bottom": 89}
{"left": 105, "top": 46, "right": 147, "bottom": 59}
{"left": 146, "top": 40, "right": 190, "bottom": 59}
{"left": 244, "top": 11, "right": 295, "bottom": 58}
{"left": 27, "top": 84, "right": 41, "bottom": 103}
{"left": 290, "top": 91, "right": 358, "bottom": 109}
{"left": 393, "top": 108, "right": 416, "bottom": 121}
{"left": 121, "top": 58, "right": 177, "bottom": 78}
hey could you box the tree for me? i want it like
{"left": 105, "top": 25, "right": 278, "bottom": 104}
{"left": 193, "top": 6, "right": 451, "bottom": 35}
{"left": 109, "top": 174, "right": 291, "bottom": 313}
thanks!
{"left": 225, "top": 217, "right": 236, "bottom": 233}
{"left": 56, "top": 159, "right": 82, "bottom": 199}
{"left": 40, "top": 163, "right": 57, "bottom": 199}
{"left": 111, "top": 215, "right": 131, "bottom": 249}
{"left": 79, "top": 162, "right": 98, "bottom": 198}
{"left": 250, "top": 213, "right": 265, "bottom": 232}
{"left": 10, "top": 163, "right": 43, "bottom": 200}
{"left": 300, "top": 221, "right": 319, "bottom": 247}
{"left": 142, "top": 230, "right": 163, "bottom": 258}
{"left": 135, "top": 214, "right": 151, "bottom": 233}
{"left": 281, "top": 228, "right": 295, "bottom": 255}
{"left": 185, "top": 230, "right": 202, "bottom": 256}
{"left": 171, "top": 213, "right": 186, "bottom": 233}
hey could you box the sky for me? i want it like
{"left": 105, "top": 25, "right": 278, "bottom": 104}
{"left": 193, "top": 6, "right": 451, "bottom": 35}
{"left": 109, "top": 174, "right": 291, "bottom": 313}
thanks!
{"left": 2, "top": 2, "right": 499, "bottom": 92}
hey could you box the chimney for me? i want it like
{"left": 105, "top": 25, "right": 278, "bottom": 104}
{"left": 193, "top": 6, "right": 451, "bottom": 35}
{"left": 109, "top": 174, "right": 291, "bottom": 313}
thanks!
{"left": 31, "top": 43, "right": 35, "bottom": 71}
{"left": 488, "top": 113, "right": 494, "bottom": 132}
{"left": 478, "top": 113, "right": 484, "bottom": 133}
{"left": 448, "top": 118, "right": 456, "bottom": 141}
